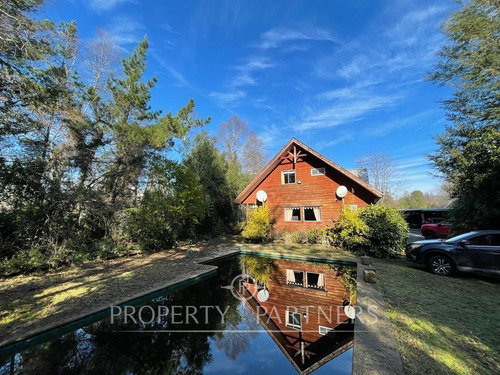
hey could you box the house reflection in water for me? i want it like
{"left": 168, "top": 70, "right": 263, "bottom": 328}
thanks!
{"left": 239, "top": 256, "right": 355, "bottom": 374}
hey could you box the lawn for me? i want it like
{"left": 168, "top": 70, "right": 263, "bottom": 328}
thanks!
{"left": 376, "top": 257, "right": 500, "bottom": 375}
{"left": 0, "top": 236, "right": 241, "bottom": 347}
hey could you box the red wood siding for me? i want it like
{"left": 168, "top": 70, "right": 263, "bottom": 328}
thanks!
{"left": 242, "top": 148, "right": 376, "bottom": 230}
{"left": 243, "top": 259, "right": 351, "bottom": 343}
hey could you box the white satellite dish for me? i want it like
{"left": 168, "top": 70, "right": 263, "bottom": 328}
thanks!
{"left": 344, "top": 305, "right": 356, "bottom": 319}
{"left": 336, "top": 185, "right": 348, "bottom": 199}
{"left": 257, "top": 289, "right": 269, "bottom": 302}
{"left": 256, "top": 190, "right": 268, "bottom": 202}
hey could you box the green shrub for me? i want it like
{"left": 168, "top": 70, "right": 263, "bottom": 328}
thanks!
{"left": 272, "top": 228, "right": 329, "bottom": 245}
{"left": 0, "top": 248, "right": 47, "bottom": 275}
{"left": 291, "top": 230, "right": 308, "bottom": 244}
{"left": 359, "top": 204, "right": 409, "bottom": 258}
{"left": 242, "top": 204, "right": 272, "bottom": 242}
{"left": 240, "top": 255, "right": 274, "bottom": 287}
{"left": 306, "top": 228, "right": 321, "bottom": 244}
{"left": 277, "top": 229, "right": 294, "bottom": 244}
{"left": 126, "top": 159, "right": 208, "bottom": 251}
{"left": 330, "top": 207, "right": 371, "bottom": 251}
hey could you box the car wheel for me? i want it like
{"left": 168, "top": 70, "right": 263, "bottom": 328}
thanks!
{"left": 423, "top": 230, "right": 436, "bottom": 239}
{"left": 427, "top": 255, "right": 454, "bottom": 276}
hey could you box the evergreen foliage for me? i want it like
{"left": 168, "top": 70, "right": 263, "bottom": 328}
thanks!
{"left": 329, "top": 207, "right": 370, "bottom": 252}
{"left": 183, "top": 133, "right": 234, "bottom": 235}
{"left": 0, "top": 1, "right": 265, "bottom": 275}
{"left": 241, "top": 204, "right": 272, "bottom": 242}
{"left": 330, "top": 205, "right": 408, "bottom": 258}
{"left": 428, "top": 0, "right": 500, "bottom": 229}
{"left": 0, "top": 1, "right": 222, "bottom": 273}
{"left": 125, "top": 158, "right": 207, "bottom": 251}
{"left": 359, "top": 205, "right": 409, "bottom": 258}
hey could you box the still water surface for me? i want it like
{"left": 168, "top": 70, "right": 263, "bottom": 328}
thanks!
{"left": 0, "top": 254, "right": 356, "bottom": 374}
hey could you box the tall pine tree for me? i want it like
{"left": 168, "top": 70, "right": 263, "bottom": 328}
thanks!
{"left": 429, "top": 0, "right": 500, "bottom": 229}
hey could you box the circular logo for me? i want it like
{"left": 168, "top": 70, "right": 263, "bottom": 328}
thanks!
{"left": 221, "top": 273, "right": 268, "bottom": 302}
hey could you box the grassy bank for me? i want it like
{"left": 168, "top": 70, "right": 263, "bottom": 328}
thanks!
{"left": 376, "top": 258, "right": 500, "bottom": 375}
{"left": 0, "top": 236, "right": 242, "bottom": 347}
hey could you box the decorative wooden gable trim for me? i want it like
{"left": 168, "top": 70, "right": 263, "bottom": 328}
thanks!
{"left": 234, "top": 138, "right": 383, "bottom": 204}
{"left": 280, "top": 144, "right": 307, "bottom": 167}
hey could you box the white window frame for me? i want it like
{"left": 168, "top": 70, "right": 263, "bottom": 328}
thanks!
{"left": 281, "top": 170, "right": 296, "bottom": 184}
{"left": 286, "top": 310, "right": 302, "bottom": 330}
{"left": 286, "top": 269, "right": 304, "bottom": 286}
{"left": 284, "top": 206, "right": 301, "bottom": 222}
{"left": 319, "top": 325, "right": 334, "bottom": 335}
{"left": 306, "top": 272, "right": 326, "bottom": 289}
{"left": 311, "top": 167, "right": 325, "bottom": 176}
{"left": 303, "top": 206, "right": 321, "bottom": 222}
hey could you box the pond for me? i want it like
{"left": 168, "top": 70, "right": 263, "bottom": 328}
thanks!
{"left": 0, "top": 254, "right": 357, "bottom": 374}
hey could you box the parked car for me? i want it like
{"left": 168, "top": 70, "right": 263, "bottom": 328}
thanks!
{"left": 421, "top": 221, "right": 452, "bottom": 239}
{"left": 406, "top": 230, "right": 500, "bottom": 276}
{"left": 424, "top": 217, "right": 444, "bottom": 224}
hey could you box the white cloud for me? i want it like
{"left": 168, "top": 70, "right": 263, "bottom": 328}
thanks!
{"left": 316, "top": 4, "right": 452, "bottom": 85}
{"left": 159, "top": 23, "right": 179, "bottom": 35}
{"left": 230, "top": 56, "right": 275, "bottom": 87}
{"left": 399, "top": 5, "right": 449, "bottom": 27}
{"left": 150, "top": 51, "right": 194, "bottom": 90}
{"left": 210, "top": 56, "right": 275, "bottom": 108}
{"left": 337, "top": 55, "right": 370, "bottom": 80}
{"left": 106, "top": 17, "right": 144, "bottom": 47}
{"left": 238, "top": 57, "right": 275, "bottom": 71}
{"left": 316, "top": 110, "right": 438, "bottom": 150}
{"left": 257, "top": 27, "right": 339, "bottom": 49}
{"left": 88, "top": 0, "right": 133, "bottom": 12}
{"left": 292, "top": 91, "right": 401, "bottom": 131}
{"left": 397, "top": 156, "right": 431, "bottom": 170}
{"left": 209, "top": 90, "right": 246, "bottom": 106}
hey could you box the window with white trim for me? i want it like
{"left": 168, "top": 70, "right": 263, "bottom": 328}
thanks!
{"left": 311, "top": 167, "right": 325, "bottom": 176}
{"left": 284, "top": 207, "right": 301, "bottom": 221}
{"left": 286, "top": 270, "right": 304, "bottom": 286}
{"left": 304, "top": 206, "right": 321, "bottom": 221}
{"left": 286, "top": 311, "right": 302, "bottom": 330}
{"left": 281, "top": 170, "right": 296, "bottom": 184}
{"left": 319, "top": 325, "right": 334, "bottom": 335}
{"left": 306, "top": 272, "right": 326, "bottom": 289}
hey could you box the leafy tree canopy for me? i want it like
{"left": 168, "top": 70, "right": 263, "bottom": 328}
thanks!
{"left": 428, "top": 0, "right": 500, "bottom": 229}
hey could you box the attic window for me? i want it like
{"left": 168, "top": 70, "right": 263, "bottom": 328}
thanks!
{"left": 281, "top": 170, "right": 295, "bottom": 184}
{"left": 311, "top": 167, "right": 325, "bottom": 176}
{"left": 286, "top": 311, "right": 302, "bottom": 330}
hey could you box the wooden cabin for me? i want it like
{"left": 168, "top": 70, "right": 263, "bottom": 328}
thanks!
{"left": 239, "top": 257, "right": 355, "bottom": 374}
{"left": 235, "top": 138, "right": 383, "bottom": 230}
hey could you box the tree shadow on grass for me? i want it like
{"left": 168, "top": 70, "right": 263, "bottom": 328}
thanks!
{"left": 376, "top": 258, "right": 500, "bottom": 375}
{"left": 0, "top": 250, "right": 220, "bottom": 346}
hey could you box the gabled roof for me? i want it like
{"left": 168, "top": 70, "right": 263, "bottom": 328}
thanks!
{"left": 234, "top": 138, "right": 383, "bottom": 204}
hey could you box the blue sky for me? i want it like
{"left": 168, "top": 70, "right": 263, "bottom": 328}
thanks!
{"left": 45, "top": 0, "right": 456, "bottom": 194}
